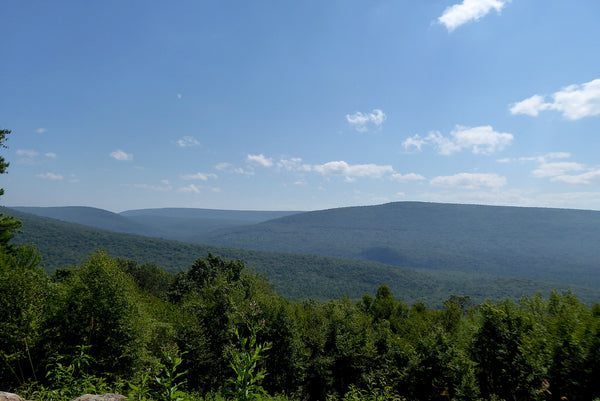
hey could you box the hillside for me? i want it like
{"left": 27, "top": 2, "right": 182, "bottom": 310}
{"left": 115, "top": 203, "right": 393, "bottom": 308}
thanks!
{"left": 119, "top": 207, "right": 299, "bottom": 242}
{"left": 199, "top": 201, "right": 600, "bottom": 288}
{"left": 4, "top": 206, "right": 598, "bottom": 305}
{"left": 12, "top": 206, "right": 152, "bottom": 235}
{"left": 12, "top": 206, "right": 299, "bottom": 241}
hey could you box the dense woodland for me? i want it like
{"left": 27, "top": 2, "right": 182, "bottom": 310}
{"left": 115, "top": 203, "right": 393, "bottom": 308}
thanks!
{"left": 3, "top": 245, "right": 600, "bottom": 401}
{"left": 2, "top": 129, "right": 600, "bottom": 401}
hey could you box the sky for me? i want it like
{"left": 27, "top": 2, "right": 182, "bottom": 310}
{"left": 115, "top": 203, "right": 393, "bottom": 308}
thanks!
{"left": 2, "top": 0, "right": 600, "bottom": 212}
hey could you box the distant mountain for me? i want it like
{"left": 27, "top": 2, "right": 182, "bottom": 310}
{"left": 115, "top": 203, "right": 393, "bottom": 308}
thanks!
{"left": 12, "top": 206, "right": 152, "bottom": 235}
{"left": 5, "top": 206, "right": 598, "bottom": 305}
{"left": 119, "top": 208, "right": 300, "bottom": 242}
{"left": 199, "top": 201, "right": 600, "bottom": 289}
{"left": 10, "top": 206, "right": 299, "bottom": 242}
{"left": 120, "top": 207, "right": 299, "bottom": 221}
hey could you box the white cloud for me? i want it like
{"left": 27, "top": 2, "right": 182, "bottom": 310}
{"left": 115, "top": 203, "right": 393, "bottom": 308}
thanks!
{"left": 510, "top": 79, "right": 600, "bottom": 120}
{"left": 17, "top": 149, "right": 38, "bottom": 158}
{"left": 430, "top": 173, "right": 506, "bottom": 189}
{"left": 500, "top": 152, "right": 571, "bottom": 164}
{"left": 36, "top": 128, "right": 47, "bottom": 134}
{"left": 134, "top": 183, "right": 173, "bottom": 192}
{"left": 277, "top": 158, "right": 304, "bottom": 171}
{"left": 532, "top": 162, "right": 585, "bottom": 178}
{"left": 390, "top": 173, "right": 426, "bottom": 182}
{"left": 177, "top": 93, "right": 182, "bottom": 100}
{"left": 452, "top": 125, "right": 513, "bottom": 155}
{"left": 215, "top": 162, "right": 254, "bottom": 175}
{"left": 438, "top": 0, "right": 507, "bottom": 32}
{"left": 552, "top": 170, "right": 600, "bottom": 185}
{"left": 509, "top": 95, "right": 548, "bottom": 117}
{"left": 110, "top": 149, "right": 133, "bottom": 161}
{"left": 37, "top": 172, "right": 63, "bottom": 180}
{"left": 401, "top": 135, "right": 428, "bottom": 152}
{"left": 346, "top": 109, "right": 387, "bottom": 132}
{"left": 45, "top": 152, "right": 57, "bottom": 158}
{"left": 423, "top": 132, "right": 463, "bottom": 155}
{"left": 403, "top": 125, "right": 513, "bottom": 155}
{"left": 311, "top": 161, "right": 394, "bottom": 178}
{"left": 179, "top": 184, "right": 201, "bottom": 194}
{"left": 247, "top": 154, "right": 273, "bottom": 167}
{"left": 181, "top": 172, "right": 218, "bottom": 181}
{"left": 176, "top": 136, "right": 200, "bottom": 147}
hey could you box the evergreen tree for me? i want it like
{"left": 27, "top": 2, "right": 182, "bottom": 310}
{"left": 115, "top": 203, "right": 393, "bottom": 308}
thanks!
{"left": 0, "top": 128, "right": 23, "bottom": 252}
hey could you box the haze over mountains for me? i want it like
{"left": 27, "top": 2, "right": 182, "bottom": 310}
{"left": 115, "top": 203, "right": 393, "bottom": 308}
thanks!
{"left": 6, "top": 201, "right": 600, "bottom": 304}
{"left": 12, "top": 206, "right": 298, "bottom": 242}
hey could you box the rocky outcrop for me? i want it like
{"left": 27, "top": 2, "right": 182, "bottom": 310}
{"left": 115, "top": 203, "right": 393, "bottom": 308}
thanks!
{"left": 0, "top": 392, "right": 31, "bottom": 401}
{"left": 70, "top": 395, "right": 127, "bottom": 401}
{"left": 0, "top": 392, "right": 127, "bottom": 401}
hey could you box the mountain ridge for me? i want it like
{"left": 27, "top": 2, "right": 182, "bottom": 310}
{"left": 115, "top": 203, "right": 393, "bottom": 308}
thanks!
{"left": 4, "top": 205, "right": 600, "bottom": 305}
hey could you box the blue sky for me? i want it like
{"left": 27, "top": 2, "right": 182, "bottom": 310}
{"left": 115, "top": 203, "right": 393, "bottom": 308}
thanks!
{"left": 2, "top": 0, "right": 600, "bottom": 212}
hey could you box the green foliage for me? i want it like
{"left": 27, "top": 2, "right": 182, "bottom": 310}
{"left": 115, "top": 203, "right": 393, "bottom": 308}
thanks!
{"left": 227, "top": 328, "right": 271, "bottom": 401}
{"left": 43, "top": 344, "right": 111, "bottom": 400}
{"left": 43, "top": 251, "right": 147, "bottom": 377}
{"left": 328, "top": 383, "right": 405, "bottom": 401}
{"left": 0, "top": 129, "right": 23, "bottom": 253}
{"left": 0, "top": 246, "right": 48, "bottom": 389}
{"left": 152, "top": 345, "right": 188, "bottom": 401}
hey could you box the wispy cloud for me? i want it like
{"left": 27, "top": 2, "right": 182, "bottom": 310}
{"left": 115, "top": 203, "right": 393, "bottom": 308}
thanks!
{"left": 346, "top": 109, "right": 386, "bottom": 132}
{"left": 36, "top": 128, "right": 47, "bottom": 134}
{"left": 215, "top": 162, "right": 254, "bottom": 175}
{"left": 506, "top": 153, "right": 600, "bottom": 185}
{"left": 498, "top": 152, "right": 571, "bottom": 164}
{"left": 181, "top": 172, "right": 218, "bottom": 181}
{"left": 110, "top": 149, "right": 133, "bottom": 161}
{"left": 45, "top": 152, "right": 57, "bottom": 158}
{"left": 37, "top": 172, "right": 63, "bottom": 180}
{"left": 176, "top": 136, "right": 200, "bottom": 147}
{"left": 403, "top": 125, "right": 513, "bottom": 155}
{"left": 179, "top": 184, "right": 201, "bottom": 194}
{"left": 430, "top": 173, "right": 506, "bottom": 189}
{"left": 17, "top": 149, "right": 39, "bottom": 158}
{"left": 532, "top": 162, "right": 585, "bottom": 178}
{"left": 438, "top": 0, "right": 507, "bottom": 32}
{"left": 310, "top": 161, "right": 394, "bottom": 179}
{"left": 247, "top": 154, "right": 273, "bottom": 167}
{"left": 391, "top": 173, "right": 426, "bottom": 182}
{"left": 551, "top": 170, "right": 600, "bottom": 185}
{"left": 277, "top": 158, "right": 305, "bottom": 171}
{"left": 134, "top": 182, "right": 173, "bottom": 192}
{"left": 510, "top": 79, "right": 600, "bottom": 120}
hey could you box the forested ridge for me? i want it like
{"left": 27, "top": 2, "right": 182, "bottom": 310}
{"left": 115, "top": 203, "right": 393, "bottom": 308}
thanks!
{"left": 4, "top": 206, "right": 600, "bottom": 306}
{"left": 2, "top": 129, "right": 600, "bottom": 401}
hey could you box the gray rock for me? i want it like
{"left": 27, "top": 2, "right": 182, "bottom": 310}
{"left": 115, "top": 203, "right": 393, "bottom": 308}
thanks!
{"left": 70, "top": 394, "right": 127, "bottom": 401}
{"left": 0, "top": 392, "right": 31, "bottom": 401}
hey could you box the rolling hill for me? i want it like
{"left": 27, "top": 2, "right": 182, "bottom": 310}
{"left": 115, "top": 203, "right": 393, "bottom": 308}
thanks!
{"left": 4, "top": 206, "right": 598, "bottom": 306}
{"left": 199, "top": 202, "right": 600, "bottom": 288}
{"left": 12, "top": 206, "right": 299, "bottom": 241}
